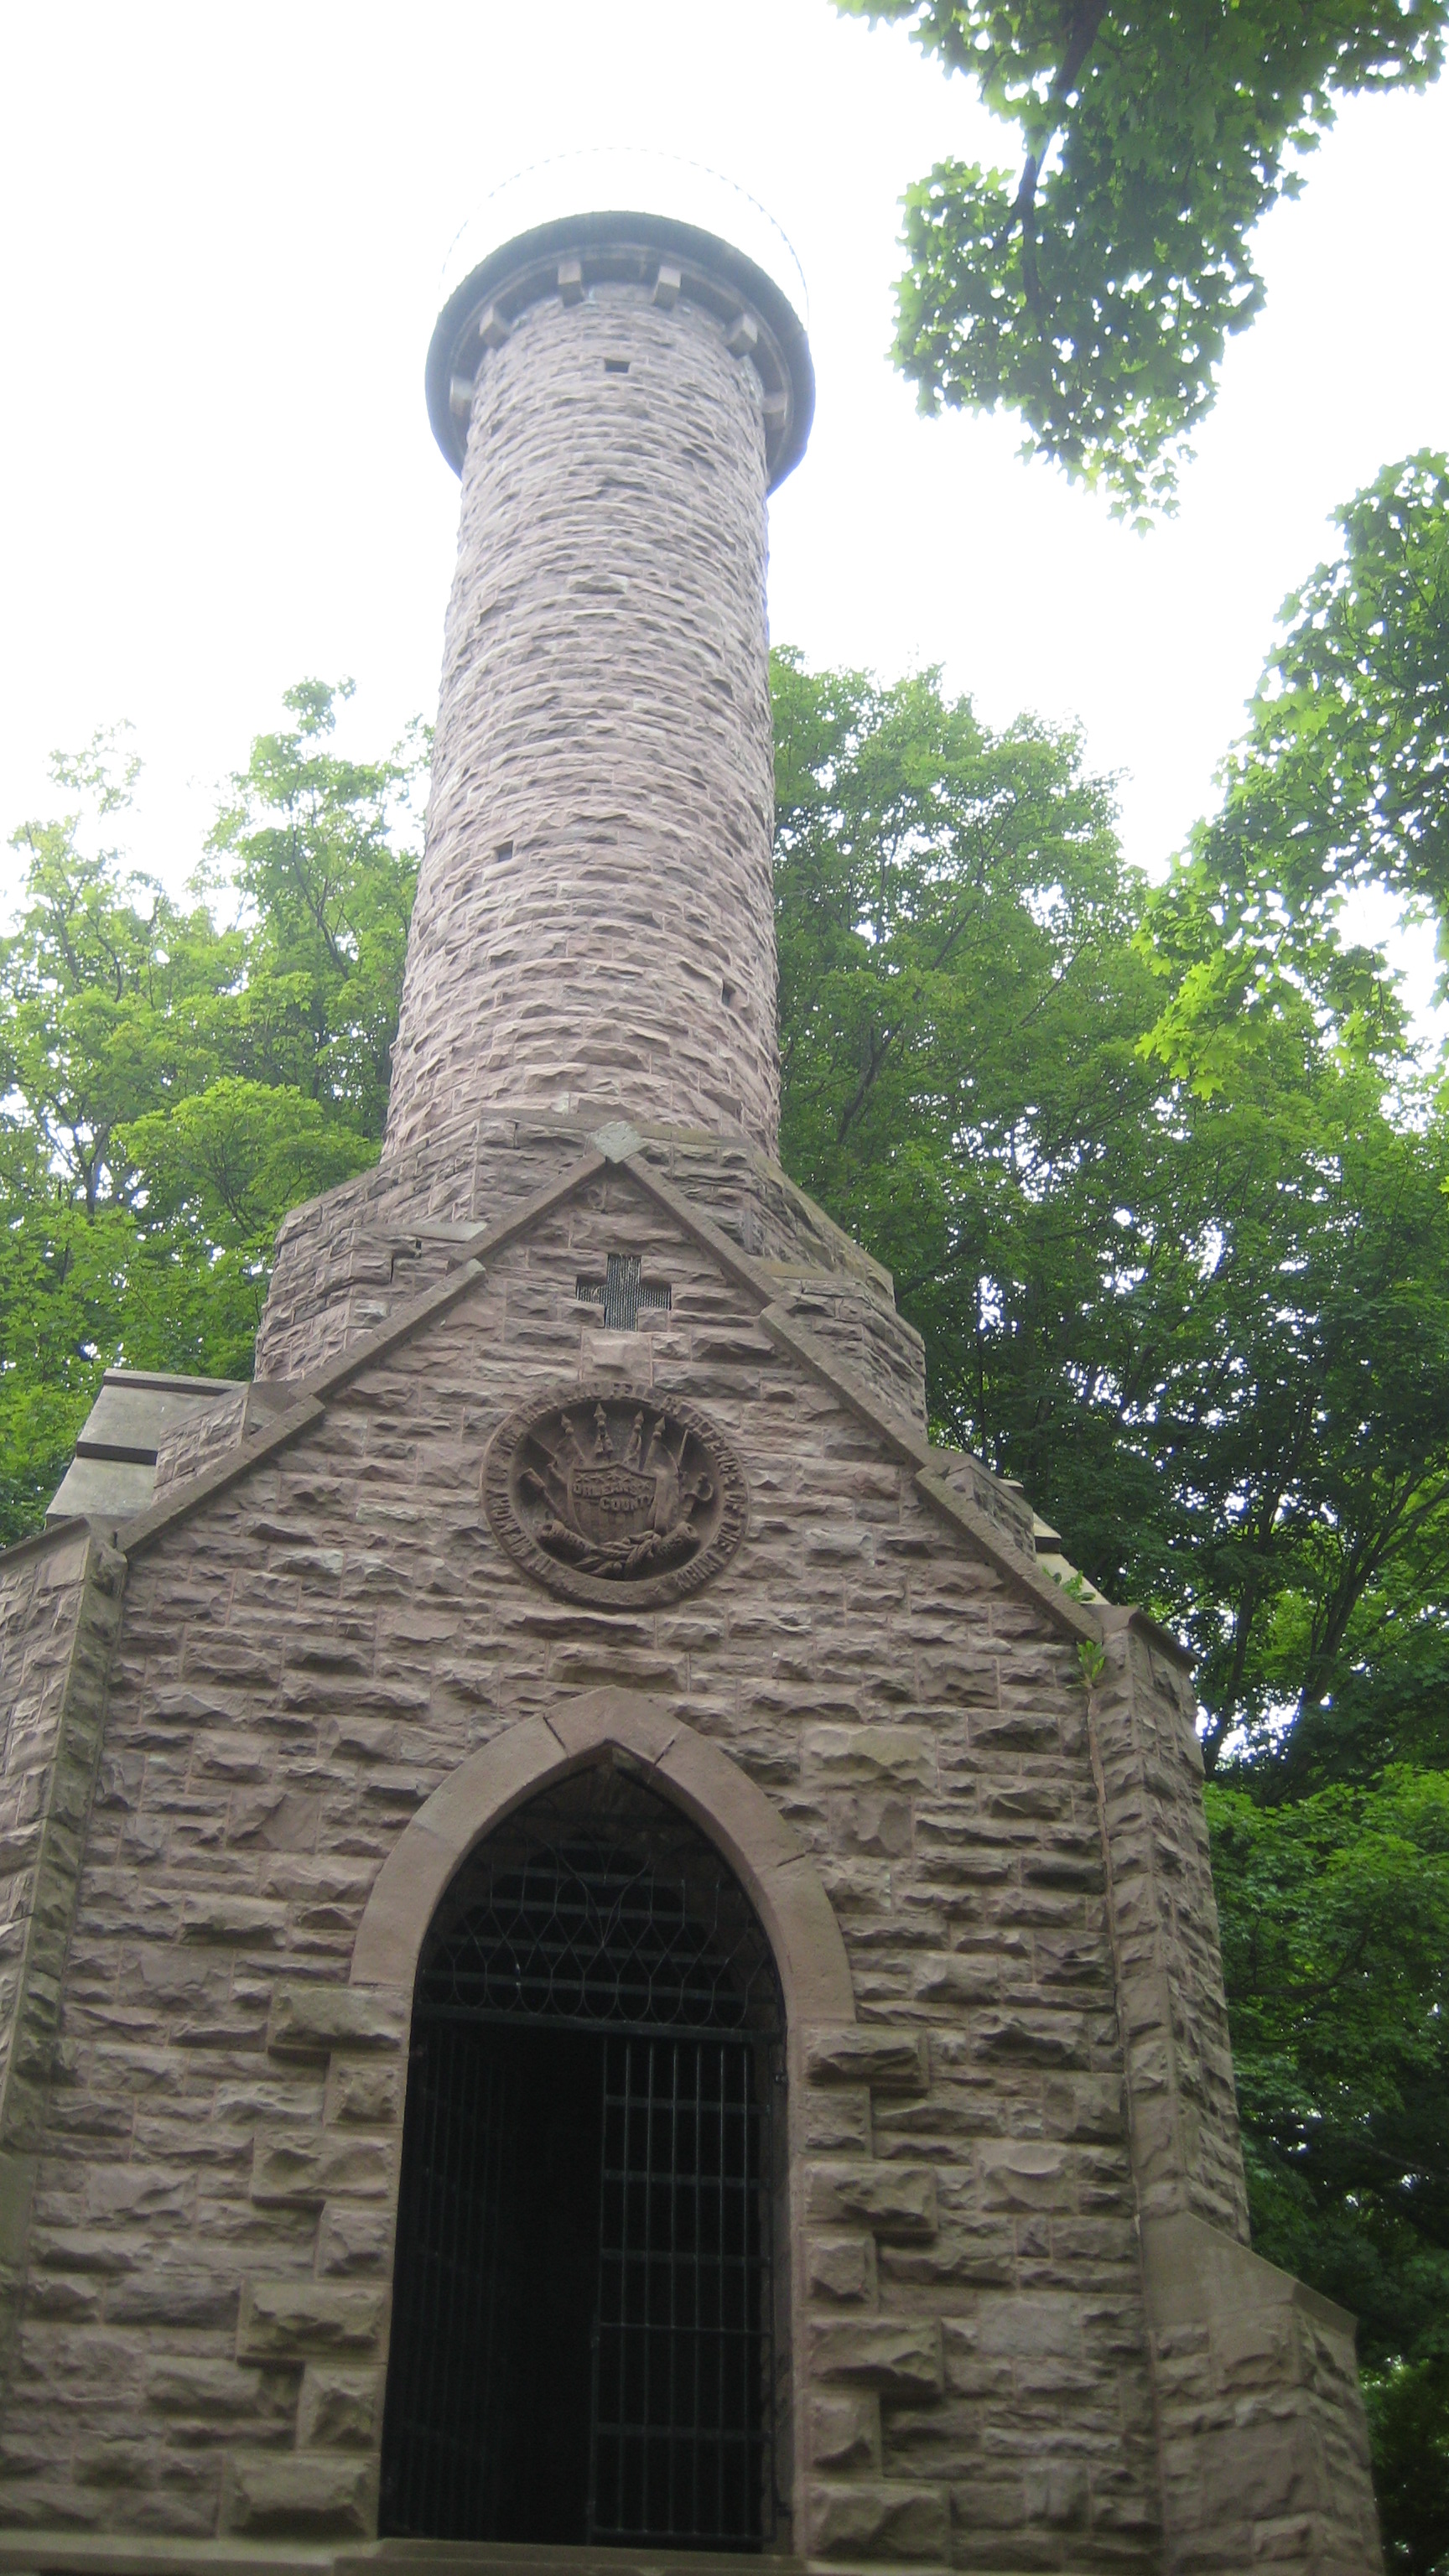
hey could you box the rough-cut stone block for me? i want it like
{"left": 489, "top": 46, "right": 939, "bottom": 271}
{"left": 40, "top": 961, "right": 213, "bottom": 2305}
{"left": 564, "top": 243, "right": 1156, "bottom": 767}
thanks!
{"left": 978, "top": 2138, "right": 1075, "bottom": 2210}
{"left": 267, "top": 1983, "right": 408, "bottom": 2056}
{"left": 807, "top": 2161, "right": 938, "bottom": 2241}
{"left": 145, "top": 2359, "right": 274, "bottom": 2419}
{"left": 250, "top": 2129, "right": 394, "bottom": 2205}
{"left": 809, "top": 2478, "right": 950, "bottom": 2561}
{"left": 298, "top": 2363, "right": 383, "bottom": 2449}
{"left": 807, "top": 2234, "right": 877, "bottom": 2305}
{"left": 236, "top": 2279, "right": 387, "bottom": 2359}
{"left": 804, "top": 1726, "right": 935, "bottom": 1789}
{"left": 221, "top": 2448, "right": 375, "bottom": 2537}
{"left": 803, "top": 2025, "right": 928, "bottom": 2092}
{"left": 810, "top": 2387, "right": 880, "bottom": 2474}
{"left": 180, "top": 1894, "right": 286, "bottom": 1945}
{"left": 327, "top": 2059, "right": 402, "bottom": 2124}
{"left": 811, "top": 2317, "right": 943, "bottom": 2393}
{"left": 319, "top": 2199, "right": 395, "bottom": 2276}
{"left": 802, "top": 2085, "right": 872, "bottom": 2157}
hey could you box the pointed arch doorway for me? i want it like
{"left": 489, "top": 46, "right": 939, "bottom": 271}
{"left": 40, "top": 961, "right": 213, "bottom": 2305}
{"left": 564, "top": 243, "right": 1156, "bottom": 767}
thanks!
{"left": 378, "top": 1760, "right": 785, "bottom": 2553}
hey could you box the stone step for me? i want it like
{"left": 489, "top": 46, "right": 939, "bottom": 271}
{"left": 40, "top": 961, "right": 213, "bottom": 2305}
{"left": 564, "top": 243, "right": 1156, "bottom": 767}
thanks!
{"left": 0, "top": 2540, "right": 802, "bottom": 2576}
{"left": 337, "top": 2551, "right": 802, "bottom": 2575}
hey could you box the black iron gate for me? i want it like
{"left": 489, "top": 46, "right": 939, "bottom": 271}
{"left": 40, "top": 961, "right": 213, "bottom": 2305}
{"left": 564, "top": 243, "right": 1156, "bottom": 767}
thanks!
{"left": 591, "top": 2032, "right": 767, "bottom": 2547}
{"left": 379, "top": 1791, "right": 781, "bottom": 2553}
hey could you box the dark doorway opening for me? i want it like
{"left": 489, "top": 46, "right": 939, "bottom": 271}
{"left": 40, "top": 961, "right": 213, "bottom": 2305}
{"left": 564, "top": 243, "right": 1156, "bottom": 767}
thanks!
{"left": 379, "top": 1767, "right": 782, "bottom": 2553}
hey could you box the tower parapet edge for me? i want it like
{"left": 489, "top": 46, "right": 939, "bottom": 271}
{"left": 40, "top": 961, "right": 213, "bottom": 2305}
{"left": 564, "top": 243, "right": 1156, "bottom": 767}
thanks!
{"left": 382, "top": 213, "right": 814, "bottom": 1168}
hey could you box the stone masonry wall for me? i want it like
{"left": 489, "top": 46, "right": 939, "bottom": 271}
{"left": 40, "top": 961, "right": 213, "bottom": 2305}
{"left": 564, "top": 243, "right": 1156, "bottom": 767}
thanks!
{"left": 0, "top": 1533, "right": 122, "bottom": 2128}
{"left": 3, "top": 1170, "right": 1165, "bottom": 2565}
{"left": 0, "top": 1528, "right": 124, "bottom": 2406}
{"left": 384, "top": 278, "right": 781, "bottom": 1160}
{"left": 1143, "top": 2213, "right": 1382, "bottom": 2576}
{"left": 254, "top": 1119, "right": 928, "bottom": 1434}
{"left": 1088, "top": 1627, "right": 1249, "bottom": 2245}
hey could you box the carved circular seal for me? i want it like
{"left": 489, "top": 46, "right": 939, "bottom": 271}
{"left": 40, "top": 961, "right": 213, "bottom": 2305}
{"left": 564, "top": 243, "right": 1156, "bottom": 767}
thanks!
{"left": 483, "top": 1384, "right": 749, "bottom": 1609}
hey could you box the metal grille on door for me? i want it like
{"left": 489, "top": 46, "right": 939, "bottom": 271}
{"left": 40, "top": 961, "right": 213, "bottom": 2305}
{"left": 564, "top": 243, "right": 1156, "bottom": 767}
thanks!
{"left": 379, "top": 1782, "right": 782, "bottom": 2553}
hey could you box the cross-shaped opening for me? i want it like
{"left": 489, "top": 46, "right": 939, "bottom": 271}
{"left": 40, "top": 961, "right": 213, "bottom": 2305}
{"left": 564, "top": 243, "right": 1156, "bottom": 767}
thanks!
{"left": 575, "top": 1254, "right": 673, "bottom": 1333}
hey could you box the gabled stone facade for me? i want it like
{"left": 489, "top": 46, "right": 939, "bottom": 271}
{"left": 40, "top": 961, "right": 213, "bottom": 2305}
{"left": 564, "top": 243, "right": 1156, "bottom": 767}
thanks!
{"left": 1, "top": 202, "right": 1382, "bottom": 2573}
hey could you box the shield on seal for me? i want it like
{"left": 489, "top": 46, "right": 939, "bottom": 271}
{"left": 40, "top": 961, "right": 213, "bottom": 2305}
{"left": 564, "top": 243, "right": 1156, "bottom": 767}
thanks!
{"left": 564, "top": 1460, "right": 657, "bottom": 1546}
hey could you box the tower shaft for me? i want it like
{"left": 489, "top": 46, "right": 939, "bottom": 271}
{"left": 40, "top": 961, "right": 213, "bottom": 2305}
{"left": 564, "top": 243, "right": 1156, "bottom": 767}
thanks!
{"left": 386, "top": 246, "right": 793, "bottom": 1161}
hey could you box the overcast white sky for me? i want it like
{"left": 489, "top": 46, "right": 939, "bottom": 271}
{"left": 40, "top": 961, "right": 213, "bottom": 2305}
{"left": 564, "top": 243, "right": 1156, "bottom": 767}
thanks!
{"left": 3, "top": 3, "right": 1446, "bottom": 979}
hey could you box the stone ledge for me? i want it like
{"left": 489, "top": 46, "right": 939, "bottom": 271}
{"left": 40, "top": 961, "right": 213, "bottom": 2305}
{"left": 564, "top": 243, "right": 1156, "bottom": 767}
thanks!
{"left": 0, "top": 2542, "right": 334, "bottom": 2573}
{"left": 0, "top": 2555, "right": 1094, "bottom": 2576}
{"left": 338, "top": 2552, "right": 805, "bottom": 2574}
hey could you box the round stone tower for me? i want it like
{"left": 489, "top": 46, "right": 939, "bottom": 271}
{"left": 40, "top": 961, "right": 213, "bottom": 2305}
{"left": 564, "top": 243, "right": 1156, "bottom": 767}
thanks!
{"left": 382, "top": 210, "right": 814, "bottom": 1165}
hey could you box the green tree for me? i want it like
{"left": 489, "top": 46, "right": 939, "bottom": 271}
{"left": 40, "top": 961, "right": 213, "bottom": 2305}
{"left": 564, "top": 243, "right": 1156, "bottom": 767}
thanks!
{"left": 773, "top": 636, "right": 1449, "bottom": 2559}
{"left": 771, "top": 648, "right": 1449, "bottom": 1788}
{"left": 1146, "top": 450, "right": 1449, "bottom": 1087}
{"left": 834, "top": 3, "right": 1448, "bottom": 512}
{"left": 1208, "top": 1772, "right": 1449, "bottom": 2573}
{"left": 0, "top": 686, "right": 419, "bottom": 1543}
{"left": 206, "top": 678, "right": 424, "bottom": 1139}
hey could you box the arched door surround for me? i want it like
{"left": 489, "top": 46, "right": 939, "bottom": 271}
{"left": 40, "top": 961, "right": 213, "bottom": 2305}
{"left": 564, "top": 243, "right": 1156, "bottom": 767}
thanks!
{"left": 351, "top": 1690, "right": 856, "bottom": 2560}
{"left": 380, "top": 1763, "right": 785, "bottom": 2548}
{"left": 350, "top": 1687, "right": 856, "bottom": 2028}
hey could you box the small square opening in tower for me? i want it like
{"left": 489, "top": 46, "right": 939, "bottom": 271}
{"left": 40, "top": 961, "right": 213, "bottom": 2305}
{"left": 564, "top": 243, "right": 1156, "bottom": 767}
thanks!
{"left": 603, "top": 358, "right": 630, "bottom": 376}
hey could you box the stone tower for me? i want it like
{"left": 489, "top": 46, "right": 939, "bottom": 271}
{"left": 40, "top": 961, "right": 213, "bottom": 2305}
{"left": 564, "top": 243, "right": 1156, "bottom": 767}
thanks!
{"left": 5, "top": 204, "right": 1382, "bottom": 2576}
{"left": 385, "top": 210, "right": 800, "bottom": 1160}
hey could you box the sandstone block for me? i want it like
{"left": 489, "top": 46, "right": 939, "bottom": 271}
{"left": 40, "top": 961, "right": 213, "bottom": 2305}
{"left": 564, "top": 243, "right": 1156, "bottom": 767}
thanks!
{"left": 146, "top": 2358, "right": 269, "bottom": 2417}
{"left": 978, "top": 2139, "right": 1075, "bottom": 2210}
{"left": 809, "top": 2387, "right": 880, "bottom": 2473}
{"left": 319, "top": 2199, "right": 396, "bottom": 2275}
{"left": 811, "top": 2317, "right": 943, "bottom": 2393}
{"left": 298, "top": 2363, "right": 382, "bottom": 2449}
{"left": 221, "top": 2448, "right": 375, "bottom": 2537}
{"left": 1025, "top": 2460, "right": 1089, "bottom": 2527}
{"left": 974, "top": 2296, "right": 1083, "bottom": 2360}
{"left": 803, "top": 2025, "right": 927, "bottom": 2093}
{"left": 180, "top": 1894, "right": 287, "bottom": 1945}
{"left": 805, "top": 1726, "right": 935, "bottom": 1789}
{"left": 251, "top": 2129, "right": 394, "bottom": 2205}
{"left": 110, "top": 2270, "right": 239, "bottom": 2328}
{"left": 972, "top": 2007, "right": 1089, "bottom": 2068}
{"left": 236, "top": 2279, "right": 387, "bottom": 2359}
{"left": 809, "top": 2477, "right": 950, "bottom": 2562}
{"left": 327, "top": 2059, "right": 402, "bottom": 2124}
{"left": 84, "top": 2165, "right": 190, "bottom": 2221}
{"left": 267, "top": 1983, "right": 408, "bottom": 2056}
{"left": 807, "top": 2161, "right": 937, "bottom": 2241}
{"left": 29, "top": 2228, "right": 134, "bottom": 2275}
{"left": 912, "top": 1952, "right": 1000, "bottom": 2005}
{"left": 1196, "top": 2417, "right": 1325, "bottom": 2521}
{"left": 807, "top": 2234, "right": 877, "bottom": 2305}
{"left": 802, "top": 2086, "right": 873, "bottom": 2156}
